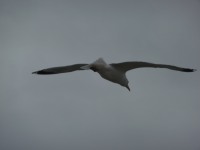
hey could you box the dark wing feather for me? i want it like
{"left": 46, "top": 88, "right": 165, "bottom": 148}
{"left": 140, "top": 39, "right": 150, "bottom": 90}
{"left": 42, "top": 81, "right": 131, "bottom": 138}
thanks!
{"left": 111, "top": 61, "right": 196, "bottom": 73}
{"left": 32, "top": 64, "right": 88, "bottom": 75}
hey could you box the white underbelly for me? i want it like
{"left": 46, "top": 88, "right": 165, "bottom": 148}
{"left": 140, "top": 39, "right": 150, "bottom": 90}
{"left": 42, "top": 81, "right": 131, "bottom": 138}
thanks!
{"left": 99, "top": 69, "right": 127, "bottom": 85}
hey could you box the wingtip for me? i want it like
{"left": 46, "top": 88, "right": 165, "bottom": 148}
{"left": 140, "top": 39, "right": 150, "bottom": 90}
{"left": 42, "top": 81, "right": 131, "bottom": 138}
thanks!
{"left": 32, "top": 71, "right": 37, "bottom": 74}
{"left": 182, "top": 68, "right": 197, "bottom": 72}
{"left": 32, "top": 69, "right": 56, "bottom": 75}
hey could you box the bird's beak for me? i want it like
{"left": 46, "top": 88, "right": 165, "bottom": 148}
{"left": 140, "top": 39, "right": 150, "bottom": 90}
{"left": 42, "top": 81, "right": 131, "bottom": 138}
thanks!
{"left": 125, "top": 85, "right": 130, "bottom": 91}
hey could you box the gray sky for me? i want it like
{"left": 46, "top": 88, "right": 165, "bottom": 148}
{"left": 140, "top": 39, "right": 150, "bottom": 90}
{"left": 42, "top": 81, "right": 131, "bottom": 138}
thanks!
{"left": 0, "top": 0, "right": 200, "bottom": 150}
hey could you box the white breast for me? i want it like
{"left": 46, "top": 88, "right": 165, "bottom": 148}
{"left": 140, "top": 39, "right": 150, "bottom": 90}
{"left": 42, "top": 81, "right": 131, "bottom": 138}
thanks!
{"left": 98, "top": 65, "right": 128, "bottom": 86}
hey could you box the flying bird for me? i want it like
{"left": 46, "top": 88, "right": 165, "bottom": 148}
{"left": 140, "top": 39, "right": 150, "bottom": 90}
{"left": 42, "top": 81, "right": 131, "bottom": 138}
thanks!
{"left": 32, "top": 58, "right": 196, "bottom": 91}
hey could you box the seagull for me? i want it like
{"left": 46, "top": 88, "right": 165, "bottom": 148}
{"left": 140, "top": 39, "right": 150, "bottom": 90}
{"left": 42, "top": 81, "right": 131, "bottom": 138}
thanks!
{"left": 32, "top": 58, "right": 196, "bottom": 91}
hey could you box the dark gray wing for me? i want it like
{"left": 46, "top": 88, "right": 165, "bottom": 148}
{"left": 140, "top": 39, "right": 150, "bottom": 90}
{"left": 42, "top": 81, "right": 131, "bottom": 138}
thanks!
{"left": 32, "top": 64, "right": 88, "bottom": 75}
{"left": 111, "top": 61, "right": 196, "bottom": 73}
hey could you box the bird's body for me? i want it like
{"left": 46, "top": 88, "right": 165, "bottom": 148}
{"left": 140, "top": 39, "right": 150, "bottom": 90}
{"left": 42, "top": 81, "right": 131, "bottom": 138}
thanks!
{"left": 97, "top": 64, "right": 129, "bottom": 89}
{"left": 33, "top": 58, "right": 196, "bottom": 91}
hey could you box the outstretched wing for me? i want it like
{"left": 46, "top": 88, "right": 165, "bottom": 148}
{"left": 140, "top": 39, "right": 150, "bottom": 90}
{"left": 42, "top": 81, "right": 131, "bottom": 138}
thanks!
{"left": 32, "top": 64, "right": 88, "bottom": 75}
{"left": 111, "top": 61, "right": 196, "bottom": 73}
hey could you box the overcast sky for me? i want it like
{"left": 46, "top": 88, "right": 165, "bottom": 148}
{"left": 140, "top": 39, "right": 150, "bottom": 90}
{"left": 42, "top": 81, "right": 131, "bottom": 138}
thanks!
{"left": 0, "top": 0, "right": 200, "bottom": 150}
